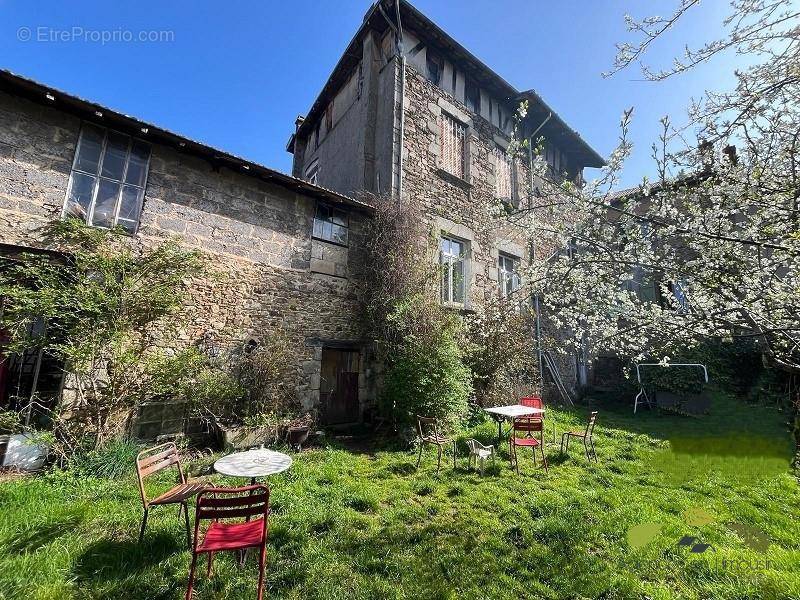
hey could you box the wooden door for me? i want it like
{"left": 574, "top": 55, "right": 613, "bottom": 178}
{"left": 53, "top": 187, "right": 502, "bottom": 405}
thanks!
{"left": 320, "top": 348, "right": 359, "bottom": 425}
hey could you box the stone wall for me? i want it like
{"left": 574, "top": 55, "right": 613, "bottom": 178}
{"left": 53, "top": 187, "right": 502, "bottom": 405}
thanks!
{"left": 0, "top": 89, "right": 375, "bottom": 432}
{"left": 400, "top": 66, "right": 578, "bottom": 399}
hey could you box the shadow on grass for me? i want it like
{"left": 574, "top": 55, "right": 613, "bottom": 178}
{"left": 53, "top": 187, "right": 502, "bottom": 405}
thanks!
{"left": 1, "top": 511, "right": 84, "bottom": 554}
{"left": 73, "top": 531, "right": 181, "bottom": 583}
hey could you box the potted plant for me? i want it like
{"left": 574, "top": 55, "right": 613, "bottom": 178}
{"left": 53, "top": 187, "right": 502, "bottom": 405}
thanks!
{"left": 286, "top": 413, "right": 314, "bottom": 451}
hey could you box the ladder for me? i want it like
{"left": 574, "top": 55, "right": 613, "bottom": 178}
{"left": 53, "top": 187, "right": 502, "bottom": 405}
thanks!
{"left": 541, "top": 350, "right": 575, "bottom": 405}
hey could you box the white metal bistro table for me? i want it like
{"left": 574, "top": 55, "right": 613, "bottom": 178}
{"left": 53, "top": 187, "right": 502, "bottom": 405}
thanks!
{"left": 214, "top": 448, "right": 293, "bottom": 485}
{"left": 484, "top": 405, "right": 545, "bottom": 445}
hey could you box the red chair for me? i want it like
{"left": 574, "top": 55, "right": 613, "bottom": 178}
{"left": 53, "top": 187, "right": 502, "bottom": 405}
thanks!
{"left": 509, "top": 417, "right": 548, "bottom": 474}
{"left": 186, "top": 485, "right": 270, "bottom": 600}
{"left": 519, "top": 396, "right": 544, "bottom": 420}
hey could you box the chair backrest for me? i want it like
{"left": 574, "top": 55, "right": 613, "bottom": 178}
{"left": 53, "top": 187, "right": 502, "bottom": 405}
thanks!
{"left": 585, "top": 411, "right": 598, "bottom": 436}
{"left": 466, "top": 439, "right": 490, "bottom": 453}
{"left": 416, "top": 415, "right": 439, "bottom": 440}
{"left": 513, "top": 417, "right": 544, "bottom": 435}
{"left": 136, "top": 442, "right": 185, "bottom": 505}
{"left": 519, "top": 396, "right": 543, "bottom": 410}
{"left": 193, "top": 485, "right": 270, "bottom": 550}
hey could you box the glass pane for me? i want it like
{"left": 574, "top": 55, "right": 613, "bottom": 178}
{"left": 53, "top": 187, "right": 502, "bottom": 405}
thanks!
{"left": 101, "top": 131, "right": 129, "bottom": 180}
{"left": 331, "top": 224, "right": 348, "bottom": 245}
{"left": 117, "top": 185, "right": 143, "bottom": 232}
{"left": 91, "top": 179, "right": 121, "bottom": 227}
{"left": 65, "top": 172, "right": 96, "bottom": 220}
{"left": 451, "top": 240, "right": 463, "bottom": 257}
{"left": 441, "top": 261, "right": 450, "bottom": 302}
{"left": 313, "top": 218, "right": 324, "bottom": 238}
{"left": 323, "top": 221, "right": 333, "bottom": 241}
{"left": 440, "top": 238, "right": 450, "bottom": 256}
{"left": 453, "top": 259, "right": 465, "bottom": 303}
{"left": 125, "top": 140, "right": 150, "bottom": 187}
{"left": 74, "top": 125, "right": 104, "bottom": 174}
{"left": 330, "top": 210, "right": 346, "bottom": 226}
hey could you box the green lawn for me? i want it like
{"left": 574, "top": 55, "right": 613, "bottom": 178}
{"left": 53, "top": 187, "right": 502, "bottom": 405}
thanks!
{"left": 1, "top": 392, "right": 798, "bottom": 600}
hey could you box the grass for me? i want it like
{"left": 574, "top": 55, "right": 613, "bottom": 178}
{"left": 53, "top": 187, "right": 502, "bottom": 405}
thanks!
{"left": 0, "top": 390, "right": 798, "bottom": 599}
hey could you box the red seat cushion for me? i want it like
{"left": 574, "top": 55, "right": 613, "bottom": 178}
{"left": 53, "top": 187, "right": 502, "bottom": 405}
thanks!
{"left": 197, "top": 519, "right": 265, "bottom": 552}
{"left": 511, "top": 437, "right": 541, "bottom": 447}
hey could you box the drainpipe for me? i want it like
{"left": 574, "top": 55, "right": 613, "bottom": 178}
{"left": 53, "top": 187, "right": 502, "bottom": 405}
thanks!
{"left": 394, "top": 0, "right": 405, "bottom": 203}
{"left": 377, "top": 1, "right": 405, "bottom": 202}
{"left": 526, "top": 112, "right": 551, "bottom": 383}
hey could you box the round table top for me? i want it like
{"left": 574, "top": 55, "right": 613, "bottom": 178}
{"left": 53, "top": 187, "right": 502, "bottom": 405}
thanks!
{"left": 214, "top": 448, "right": 293, "bottom": 479}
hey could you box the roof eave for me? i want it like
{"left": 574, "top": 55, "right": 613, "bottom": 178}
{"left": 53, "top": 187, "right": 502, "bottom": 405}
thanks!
{"left": 0, "top": 69, "right": 373, "bottom": 214}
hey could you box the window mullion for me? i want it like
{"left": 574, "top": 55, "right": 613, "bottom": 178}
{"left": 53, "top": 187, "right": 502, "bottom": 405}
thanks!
{"left": 86, "top": 131, "right": 109, "bottom": 227}
{"left": 112, "top": 137, "right": 133, "bottom": 227}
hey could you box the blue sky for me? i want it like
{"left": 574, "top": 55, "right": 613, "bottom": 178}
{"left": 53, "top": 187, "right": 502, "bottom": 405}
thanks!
{"left": 0, "top": 0, "right": 741, "bottom": 188}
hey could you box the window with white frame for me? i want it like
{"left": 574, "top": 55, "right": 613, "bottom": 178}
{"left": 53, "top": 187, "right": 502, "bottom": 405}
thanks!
{"left": 63, "top": 123, "right": 150, "bottom": 233}
{"left": 498, "top": 253, "right": 521, "bottom": 298}
{"left": 440, "top": 235, "right": 466, "bottom": 305}
{"left": 494, "top": 145, "right": 514, "bottom": 202}
{"left": 440, "top": 112, "right": 466, "bottom": 179}
{"left": 313, "top": 203, "right": 348, "bottom": 246}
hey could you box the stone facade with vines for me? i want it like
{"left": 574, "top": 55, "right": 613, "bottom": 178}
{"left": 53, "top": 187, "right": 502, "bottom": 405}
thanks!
{"left": 0, "top": 84, "right": 375, "bottom": 434}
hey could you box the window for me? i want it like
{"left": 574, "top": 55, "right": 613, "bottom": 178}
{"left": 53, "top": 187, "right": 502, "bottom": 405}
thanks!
{"left": 324, "top": 102, "right": 333, "bottom": 133}
{"left": 498, "top": 253, "right": 521, "bottom": 298}
{"left": 440, "top": 112, "right": 466, "bottom": 179}
{"left": 465, "top": 80, "right": 480, "bottom": 114}
{"left": 305, "top": 160, "right": 319, "bottom": 184}
{"left": 313, "top": 204, "right": 348, "bottom": 246}
{"left": 451, "top": 68, "right": 457, "bottom": 92}
{"left": 63, "top": 123, "right": 150, "bottom": 234}
{"left": 494, "top": 145, "right": 514, "bottom": 202}
{"left": 426, "top": 51, "right": 442, "bottom": 86}
{"left": 440, "top": 235, "right": 466, "bottom": 304}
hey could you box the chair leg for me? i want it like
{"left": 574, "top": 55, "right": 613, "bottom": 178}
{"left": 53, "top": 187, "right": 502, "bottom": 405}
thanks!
{"left": 256, "top": 544, "right": 267, "bottom": 600}
{"left": 138, "top": 508, "right": 149, "bottom": 543}
{"left": 416, "top": 443, "right": 423, "bottom": 469}
{"left": 590, "top": 438, "right": 598, "bottom": 462}
{"left": 436, "top": 445, "right": 442, "bottom": 474}
{"left": 560, "top": 433, "right": 567, "bottom": 453}
{"left": 583, "top": 438, "right": 590, "bottom": 461}
{"left": 206, "top": 552, "right": 214, "bottom": 578}
{"left": 183, "top": 501, "right": 192, "bottom": 549}
{"left": 541, "top": 444, "right": 548, "bottom": 473}
{"left": 185, "top": 552, "right": 198, "bottom": 600}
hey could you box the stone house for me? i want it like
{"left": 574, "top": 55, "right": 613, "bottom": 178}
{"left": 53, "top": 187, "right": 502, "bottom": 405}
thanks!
{"left": 287, "top": 0, "right": 605, "bottom": 395}
{"left": 0, "top": 69, "right": 375, "bottom": 435}
{"left": 0, "top": 1, "right": 606, "bottom": 436}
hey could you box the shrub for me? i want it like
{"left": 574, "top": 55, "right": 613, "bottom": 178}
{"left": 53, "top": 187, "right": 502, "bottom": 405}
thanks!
{"left": 382, "top": 323, "right": 472, "bottom": 433}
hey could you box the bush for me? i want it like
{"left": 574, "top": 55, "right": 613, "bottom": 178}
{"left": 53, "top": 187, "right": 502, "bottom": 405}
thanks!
{"left": 382, "top": 326, "right": 472, "bottom": 433}
{"left": 640, "top": 365, "right": 705, "bottom": 395}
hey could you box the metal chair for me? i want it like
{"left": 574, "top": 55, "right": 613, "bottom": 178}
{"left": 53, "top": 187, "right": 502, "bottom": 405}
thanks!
{"left": 509, "top": 417, "right": 548, "bottom": 474}
{"left": 415, "top": 415, "right": 456, "bottom": 474}
{"left": 186, "top": 485, "right": 270, "bottom": 600}
{"left": 560, "top": 411, "right": 598, "bottom": 462}
{"left": 135, "top": 442, "right": 208, "bottom": 548}
{"left": 519, "top": 396, "right": 544, "bottom": 414}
